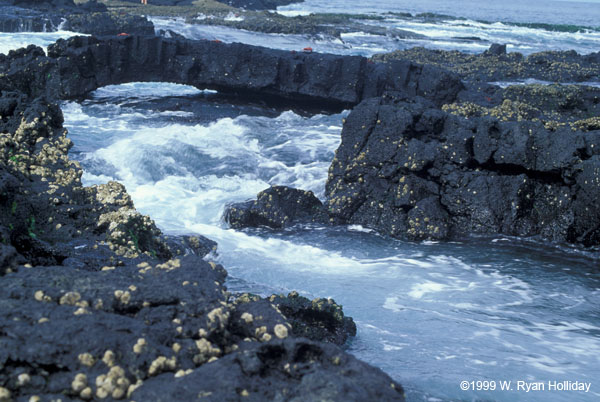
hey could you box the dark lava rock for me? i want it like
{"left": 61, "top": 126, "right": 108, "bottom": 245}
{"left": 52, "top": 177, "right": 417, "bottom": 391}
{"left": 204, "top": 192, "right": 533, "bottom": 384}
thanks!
{"left": 132, "top": 338, "right": 405, "bottom": 401}
{"left": 269, "top": 291, "right": 357, "bottom": 345}
{"left": 373, "top": 46, "right": 600, "bottom": 83}
{"left": 224, "top": 186, "right": 328, "bottom": 229}
{"left": 0, "top": 0, "right": 152, "bottom": 36}
{"left": 484, "top": 43, "right": 507, "bottom": 56}
{"left": 63, "top": 12, "right": 155, "bottom": 37}
{"left": 11, "top": 0, "right": 76, "bottom": 9}
{"left": 447, "top": 83, "right": 600, "bottom": 131}
{"left": 0, "top": 6, "right": 63, "bottom": 33}
{"left": 232, "top": 292, "right": 357, "bottom": 346}
{"left": 219, "top": 0, "right": 301, "bottom": 11}
{"left": 193, "top": 11, "right": 426, "bottom": 40}
{"left": 325, "top": 92, "right": 600, "bottom": 247}
{"left": 0, "top": 34, "right": 462, "bottom": 108}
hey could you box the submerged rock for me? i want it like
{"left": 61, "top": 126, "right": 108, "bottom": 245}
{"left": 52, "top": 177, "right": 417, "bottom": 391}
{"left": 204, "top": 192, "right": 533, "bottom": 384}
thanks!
{"left": 224, "top": 186, "right": 328, "bottom": 229}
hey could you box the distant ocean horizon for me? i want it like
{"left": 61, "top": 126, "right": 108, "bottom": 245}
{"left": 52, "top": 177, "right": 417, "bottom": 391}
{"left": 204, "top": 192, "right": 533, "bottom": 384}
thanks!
{"left": 278, "top": 0, "right": 600, "bottom": 28}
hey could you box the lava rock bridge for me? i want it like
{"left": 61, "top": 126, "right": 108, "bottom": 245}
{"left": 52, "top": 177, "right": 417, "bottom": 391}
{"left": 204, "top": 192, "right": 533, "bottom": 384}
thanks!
{"left": 2, "top": 34, "right": 463, "bottom": 108}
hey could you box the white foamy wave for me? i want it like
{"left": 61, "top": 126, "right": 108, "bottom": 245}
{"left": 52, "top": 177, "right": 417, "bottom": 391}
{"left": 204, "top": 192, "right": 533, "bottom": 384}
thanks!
{"left": 91, "top": 82, "right": 208, "bottom": 100}
{"left": 408, "top": 281, "right": 447, "bottom": 299}
{"left": 0, "top": 30, "right": 84, "bottom": 55}
{"left": 186, "top": 223, "right": 380, "bottom": 276}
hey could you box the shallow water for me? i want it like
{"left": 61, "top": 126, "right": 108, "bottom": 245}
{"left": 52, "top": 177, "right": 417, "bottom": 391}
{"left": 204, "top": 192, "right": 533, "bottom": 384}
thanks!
{"left": 60, "top": 82, "right": 600, "bottom": 402}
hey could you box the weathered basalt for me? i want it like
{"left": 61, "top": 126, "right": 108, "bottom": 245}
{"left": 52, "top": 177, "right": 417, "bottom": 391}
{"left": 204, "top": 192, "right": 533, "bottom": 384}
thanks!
{"left": 0, "top": 0, "right": 154, "bottom": 36}
{"left": 269, "top": 291, "right": 357, "bottom": 345}
{"left": 372, "top": 45, "right": 600, "bottom": 83}
{"left": 325, "top": 92, "right": 600, "bottom": 246}
{"left": 132, "top": 338, "right": 404, "bottom": 401}
{"left": 191, "top": 11, "right": 426, "bottom": 40}
{"left": 224, "top": 185, "right": 328, "bottom": 229}
{"left": 448, "top": 83, "right": 600, "bottom": 131}
{"left": 219, "top": 0, "right": 301, "bottom": 10}
{"left": 0, "top": 34, "right": 463, "bottom": 109}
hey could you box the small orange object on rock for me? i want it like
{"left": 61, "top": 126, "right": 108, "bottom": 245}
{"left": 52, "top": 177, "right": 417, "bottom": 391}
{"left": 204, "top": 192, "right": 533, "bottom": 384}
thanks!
{"left": 303, "top": 47, "right": 313, "bottom": 53}
{"left": 117, "top": 33, "right": 129, "bottom": 37}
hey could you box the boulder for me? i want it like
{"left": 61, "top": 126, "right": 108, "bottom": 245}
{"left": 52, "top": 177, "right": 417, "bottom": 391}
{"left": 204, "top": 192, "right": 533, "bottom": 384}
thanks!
{"left": 224, "top": 186, "right": 327, "bottom": 229}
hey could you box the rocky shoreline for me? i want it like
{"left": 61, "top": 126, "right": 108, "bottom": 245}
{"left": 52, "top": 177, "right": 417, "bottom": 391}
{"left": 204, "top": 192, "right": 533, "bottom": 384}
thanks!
{"left": 0, "top": 46, "right": 404, "bottom": 402}
{"left": 1, "top": 0, "right": 600, "bottom": 400}
{"left": 0, "top": 2, "right": 408, "bottom": 401}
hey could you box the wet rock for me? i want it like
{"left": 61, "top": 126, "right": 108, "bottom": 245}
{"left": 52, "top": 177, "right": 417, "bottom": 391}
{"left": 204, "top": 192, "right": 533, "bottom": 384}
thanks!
{"left": 268, "top": 292, "right": 357, "bottom": 345}
{"left": 224, "top": 186, "right": 328, "bottom": 229}
{"left": 0, "top": 91, "right": 173, "bottom": 264}
{"left": 230, "top": 297, "right": 292, "bottom": 342}
{"left": 0, "top": 243, "right": 18, "bottom": 275}
{"left": 164, "top": 234, "right": 218, "bottom": 259}
{"left": 0, "top": 6, "right": 62, "bottom": 33}
{"left": 0, "top": 0, "right": 152, "bottom": 36}
{"left": 0, "top": 34, "right": 464, "bottom": 107}
{"left": 132, "top": 338, "right": 405, "bottom": 401}
{"left": 484, "top": 43, "right": 507, "bottom": 56}
{"left": 193, "top": 10, "right": 426, "bottom": 40}
{"left": 373, "top": 46, "right": 600, "bottom": 83}
{"left": 325, "top": 92, "right": 600, "bottom": 247}
{"left": 63, "top": 12, "right": 155, "bottom": 37}
{"left": 447, "top": 83, "right": 600, "bottom": 131}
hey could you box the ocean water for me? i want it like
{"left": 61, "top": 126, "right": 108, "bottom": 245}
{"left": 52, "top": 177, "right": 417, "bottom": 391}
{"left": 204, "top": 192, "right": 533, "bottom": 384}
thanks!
{"left": 151, "top": 8, "right": 600, "bottom": 57}
{"left": 278, "top": 0, "right": 600, "bottom": 28}
{"left": 4, "top": 1, "right": 600, "bottom": 401}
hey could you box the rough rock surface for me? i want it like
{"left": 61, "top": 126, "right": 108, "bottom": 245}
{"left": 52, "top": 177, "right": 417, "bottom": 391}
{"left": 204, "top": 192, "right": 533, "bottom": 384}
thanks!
{"left": 448, "top": 83, "right": 600, "bottom": 132}
{"left": 233, "top": 292, "right": 357, "bottom": 346}
{"left": 192, "top": 10, "right": 426, "bottom": 40}
{"left": 132, "top": 338, "right": 403, "bottom": 401}
{"left": 224, "top": 186, "right": 328, "bottom": 229}
{"left": 325, "top": 92, "right": 600, "bottom": 246}
{"left": 219, "top": 0, "right": 301, "bottom": 10}
{"left": 0, "top": 34, "right": 463, "bottom": 108}
{"left": 0, "top": 0, "right": 153, "bottom": 36}
{"left": 372, "top": 45, "right": 600, "bottom": 83}
{"left": 269, "top": 292, "right": 357, "bottom": 345}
